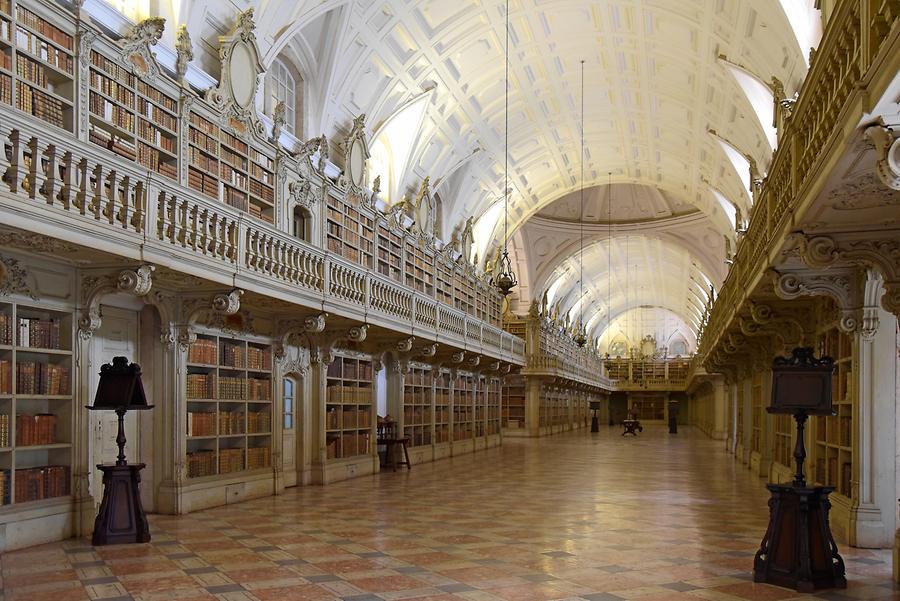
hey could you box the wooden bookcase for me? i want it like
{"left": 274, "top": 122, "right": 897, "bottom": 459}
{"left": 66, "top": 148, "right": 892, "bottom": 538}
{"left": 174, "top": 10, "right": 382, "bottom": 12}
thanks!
{"left": 474, "top": 376, "right": 485, "bottom": 437}
{"left": 774, "top": 413, "right": 792, "bottom": 469}
{"left": 404, "top": 239, "right": 433, "bottom": 295}
{"left": 502, "top": 374, "right": 525, "bottom": 428}
{"left": 87, "top": 48, "right": 178, "bottom": 180}
{"left": 185, "top": 334, "right": 273, "bottom": 478}
{"left": 403, "top": 366, "right": 431, "bottom": 447}
{"left": 326, "top": 194, "right": 374, "bottom": 269}
{"left": 453, "top": 374, "right": 474, "bottom": 441}
{"left": 453, "top": 271, "right": 475, "bottom": 316}
{"left": 376, "top": 223, "right": 402, "bottom": 281}
{"left": 0, "top": 300, "right": 73, "bottom": 507}
{"left": 436, "top": 260, "right": 454, "bottom": 306}
{"left": 736, "top": 383, "right": 745, "bottom": 450}
{"left": 0, "top": 0, "right": 74, "bottom": 132}
{"left": 187, "top": 109, "right": 276, "bottom": 223}
{"left": 325, "top": 355, "right": 373, "bottom": 460}
{"left": 751, "top": 373, "right": 763, "bottom": 454}
{"left": 486, "top": 378, "right": 501, "bottom": 435}
{"left": 434, "top": 372, "right": 450, "bottom": 444}
{"left": 813, "top": 326, "right": 854, "bottom": 498}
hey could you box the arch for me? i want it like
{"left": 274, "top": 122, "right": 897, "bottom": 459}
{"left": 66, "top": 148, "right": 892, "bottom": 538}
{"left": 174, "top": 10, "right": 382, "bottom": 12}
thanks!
{"left": 291, "top": 204, "right": 312, "bottom": 242}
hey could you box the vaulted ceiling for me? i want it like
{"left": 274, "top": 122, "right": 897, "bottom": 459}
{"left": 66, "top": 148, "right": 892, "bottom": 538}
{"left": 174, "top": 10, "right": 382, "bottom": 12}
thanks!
{"left": 170, "top": 0, "right": 819, "bottom": 341}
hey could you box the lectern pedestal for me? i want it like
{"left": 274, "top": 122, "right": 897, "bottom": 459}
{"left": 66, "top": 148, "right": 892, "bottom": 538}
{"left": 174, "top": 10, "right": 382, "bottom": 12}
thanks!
{"left": 753, "top": 484, "right": 846, "bottom": 592}
{"left": 92, "top": 462, "right": 150, "bottom": 545}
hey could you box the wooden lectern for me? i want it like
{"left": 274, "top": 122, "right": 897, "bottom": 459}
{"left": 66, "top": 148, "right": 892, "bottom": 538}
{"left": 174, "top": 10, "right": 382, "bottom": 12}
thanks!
{"left": 753, "top": 347, "right": 846, "bottom": 592}
{"left": 86, "top": 357, "right": 154, "bottom": 545}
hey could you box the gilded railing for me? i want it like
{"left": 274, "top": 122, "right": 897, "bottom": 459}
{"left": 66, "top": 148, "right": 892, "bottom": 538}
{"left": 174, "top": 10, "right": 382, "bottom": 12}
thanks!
{"left": 699, "top": 1, "right": 899, "bottom": 358}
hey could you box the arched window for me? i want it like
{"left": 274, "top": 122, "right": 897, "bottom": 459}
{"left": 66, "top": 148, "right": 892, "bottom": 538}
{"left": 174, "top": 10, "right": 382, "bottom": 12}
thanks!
{"left": 292, "top": 206, "right": 311, "bottom": 242}
{"left": 266, "top": 58, "right": 297, "bottom": 136}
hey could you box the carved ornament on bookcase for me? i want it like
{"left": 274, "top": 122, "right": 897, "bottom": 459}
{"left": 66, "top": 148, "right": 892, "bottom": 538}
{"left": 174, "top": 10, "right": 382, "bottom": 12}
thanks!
{"left": 771, "top": 267, "right": 869, "bottom": 333}
{"left": 78, "top": 265, "right": 156, "bottom": 336}
{"left": 347, "top": 324, "right": 368, "bottom": 343}
{"left": 76, "top": 28, "right": 98, "bottom": 69}
{"left": 271, "top": 101, "right": 286, "bottom": 145}
{"left": 205, "top": 9, "right": 267, "bottom": 142}
{"left": 450, "top": 351, "right": 465, "bottom": 364}
{"left": 865, "top": 125, "right": 900, "bottom": 191}
{"left": 412, "top": 177, "right": 437, "bottom": 241}
{"left": 0, "top": 254, "right": 38, "bottom": 300}
{"left": 288, "top": 175, "right": 322, "bottom": 211}
{"left": 794, "top": 233, "right": 900, "bottom": 318}
{"left": 121, "top": 17, "right": 165, "bottom": 81}
{"left": 0, "top": 229, "right": 80, "bottom": 256}
{"left": 175, "top": 24, "right": 193, "bottom": 86}
{"left": 176, "top": 325, "right": 197, "bottom": 353}
{"left": 467, "top": 355, "right": 481, "bottom": 368}
{"left": 294, "top": 135, "right": 328, "bottom": 174}
{"left": 396, "top": 337, "right": 414, "bottom": 353}
{"left": 418, "top": 343, "right": 438, "bottom": 358}
{"left": 181, "top": 288, "right": 245, "bottom": 331}
{"left": 341, "top": 114, "right": 371, "bottom": 202}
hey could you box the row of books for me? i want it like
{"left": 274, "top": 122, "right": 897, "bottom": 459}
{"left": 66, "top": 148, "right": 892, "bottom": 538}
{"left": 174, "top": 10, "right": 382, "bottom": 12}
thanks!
{"left": 188, "top": 167, "right": 219, "bottom": 199}
{"left": 220, "top": 376, "right": 271, "bottom": 401}
{"left": 247, "top": 346, "right": 271, "bottom": 371}
{"left": 327, "top": 360, "right": 374, "bottom": 380}
{"left": 189, "top": 147, "right": 218, "bottom": 176}
{"left": 88, "top": 128, "right": 136, "bottom": 162}
{"left": 221, "top": 130, "right": 248, "bottom": 154}
{"left": 0, "top": 469, "right": 8, "bottom": 505}
{"left": 138, "top": 120, "right": 176, "bottom": 152}
{"left": 190, "top": 113, "right": 218, "bottom": 136}
{"left": 249, "top": 161, "right": 273, "bottom": 183}
{"left": 248, "top": 411, "right": 271, "bottom": 434}
{"left": 14, "top": 29, "right": 72, "bottom": 75}
{"left": 815, "top": 458, "right": 853, "bottom": 497}
{"left": 220, "top": 162, "right": 248, "bottom": 188}
{"left": 247, "top": 446, "right": 270, "bottom": 470}
{"left": 17, "top": 6, "right": 73, "bottom": 50}
{"left": 18, "top": 80, "right": 65, "bottom": 129}
{"left": 403, "top": 407, "right": 434, "bottom": 424}
{"left": 0, "top": 72, "right": 10, "bottom": 105}
{"left": 326, "top": 433, "right": 370, "bottom": 459}
{"left": 224, "top": 186, "right": 248, "bottom": 212}
{"left": 14, "top": 465, "right": 69, "bottom": 503}
{"left": 326, "top": 407, "right": 370, "bottom": 430}
{"left": 15, "top": 412, "right": 57, "bottom": 446}
{"left": 0, "top": 413, "right": 7, "bottom": 447}
{"left": 187, "top": 373, "right": 216, "bottom": 399}
{"left": 218, "top": 447, "right": 243, "bottom": 474}
{"left": 138, "top": 98, "right": 177, "bottom": 132}
{"left": 17, "top": 361, "right": 69, "bottom": 395}
{"left": 249, "top": 178, "right": 274, "bottom": 203}
{"left": 218, "top": 410, "right": 245, "bottom": 435}
{"left": 12, "top": 316, "right": 62, "bottom": 349}
{"left": 325, "top": 385, "right": 372, "bottom": 404}
{"left": 405, "top": 429, "right": 432, "bottom": 447}
{"left": 90, "top": 50, "right": 134, "bottom": 86}
{"left": 188, "top": 339, "right": 217, "bottom": 365}
{"left": 221, "top": 145, "right": 247, "bottom": 172}
{"left": 186, "top": 450, "right": 216, "bottom": 478}
{"left": 186, "top": 446, "right": 272, "bottom": 478}
{"left": 90, "top": 70, "right": 134, "bottom": 105}
{"left": 137, "top": 81, "right": 176, "bottom": 113}
{"left": 221, "top": 342, "right": 245, "bottom": 368}
{"left": 137, "top": 142, "right": 177, "bottom": 180}
{"left": 186, "top": 411, "right": 216, "bottom": 437}
{"left": 189, "top": 127, "right": 218, "bottom": 155}
{"left": 248, "top": 203, "right": 274, "bottom": 223}
{"left": 90, "top": 93, "right": 135, "bottom": 131}
{"left": 0, "top": 358, "right": 10, "bottom": 393}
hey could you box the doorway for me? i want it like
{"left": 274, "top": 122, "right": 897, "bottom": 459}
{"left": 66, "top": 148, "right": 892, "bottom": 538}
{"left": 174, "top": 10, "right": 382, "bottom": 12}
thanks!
{"left": 89, "top": 305, "right": 139, "bottom": 506}
{"left": 282, "top": 376, "right": 299, "bottom": 487}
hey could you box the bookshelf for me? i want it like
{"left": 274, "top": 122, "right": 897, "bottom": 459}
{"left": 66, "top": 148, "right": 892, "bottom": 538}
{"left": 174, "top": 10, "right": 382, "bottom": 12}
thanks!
{"left": 436, "top": 260, "right": 454, "bottom": 306}
{"left": 502, "top": 374, "right": 525, "bottom": 428}
{"left": 325, "top": 355, "right": 373, "bottom": 460}
{"left": 453, "top": 270, "right": 475, "bottom": 316}
{"left": 403, "top": 366, "right": 431, "bottom": 447}
{"left": 813, "top": 325, "right": 854, "bottom": 498}
{"left": 474, "top": 376, "right": 485, "bottom": 437}
{"left": 750, "top": 373, "right": 763, "bottom": 454}
{"left": 185, "top": 334, "right": 272, "bottom": 478}
{"left": 486, "top": 378, "right": 501, "bottom": 435}
{"left": 0, "top": 300, "right": 73, "bottom": 507}
{"left": 376, "top": 223, "right": 402, "bottom": 281}
{"left": 326, "top": 194, "right": 374, "bottom": 269}
{"left": 0, "top": 1, "right": 74, "bottom": 132}
{"left": 774, "top": 413, "right": 792, "bottom": 469}
{"left": 87, "top": 49, "right": 178, "bottom": 180}
{"left": 404, "top": 240, "right": 434, "bottom": 295}
{"left": 434, "top": 372, "right": 450, "bottom": 444}
{"left": 187, "top": 109, "right": 276, "bottom": 223}
{"left": 736, "top": 383, "right": 744, "bottom": 450}
{"left": 453, "top": 374, "right": 474, "bottom": 441}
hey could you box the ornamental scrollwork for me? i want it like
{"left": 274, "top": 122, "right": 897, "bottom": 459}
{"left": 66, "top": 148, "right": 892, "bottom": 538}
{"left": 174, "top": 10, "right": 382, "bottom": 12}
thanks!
{"left": 0, "top": 254, "right": 37, "bottom": 300}
{"left": 347, "top": 325, "right": 368, "bottom": 343}
{"left": 117, "top": 264, "right": 155, "bottom": 296}
{"left": 175, "top": 24, "right": 193, "bottom": 85}
{"left": 212, "top": 289, "right": 243, "bottom": 315}
{"left": 865, "top": 125, "right": 900, "bottom": 191}
{"left": 121, "top": 16, "right": 165, "bottom": 80}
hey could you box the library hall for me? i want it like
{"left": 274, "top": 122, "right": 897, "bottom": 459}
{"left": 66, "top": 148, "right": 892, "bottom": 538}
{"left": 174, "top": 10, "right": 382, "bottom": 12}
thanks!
{"left": 0, "top": 0, "right": 899, "bottom": 599}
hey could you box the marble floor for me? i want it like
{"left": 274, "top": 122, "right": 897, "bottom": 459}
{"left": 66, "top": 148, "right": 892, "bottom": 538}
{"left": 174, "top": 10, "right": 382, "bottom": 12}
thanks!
{"left": 1, "top": 426, "right": 896, "bottom": 601}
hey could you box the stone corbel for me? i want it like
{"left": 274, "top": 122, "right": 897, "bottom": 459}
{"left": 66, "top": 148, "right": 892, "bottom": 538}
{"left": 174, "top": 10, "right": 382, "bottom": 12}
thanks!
{"left": 450, "top": 351, "right": 465, "bottom": 364}
{"left": 78, "top": 265, "right": 156, "bottom": 338}
{"left": 865, "top": 125, "right": 900, "bottom": 190}
{"left": 418, "top": 343, "right": 438, "bottom": 358}
{"left": 467, "top": 355, "right": 481, "bottom": 368}
{"left": 794, "top": 233, "right": 900, "bottom": 319}
{"left": 771, "top": 267, "right": 866, "bottom": 333}
{"left": 396, "top": 337, "right": 414, "bottom": 353}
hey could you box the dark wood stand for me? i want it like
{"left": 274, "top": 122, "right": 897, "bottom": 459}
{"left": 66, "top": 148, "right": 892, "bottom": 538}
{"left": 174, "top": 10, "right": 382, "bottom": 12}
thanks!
{"left": 91, "top": 408, "right": 151, "bottom": 545}
{"left": 622, "top": 419, "right": 642, "bottom": 436}
{"left": 754, "top": 411, "right": 846, "bottom": 592}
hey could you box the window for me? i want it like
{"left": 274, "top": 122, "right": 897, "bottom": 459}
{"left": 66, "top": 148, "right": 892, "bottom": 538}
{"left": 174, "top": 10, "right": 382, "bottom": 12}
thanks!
{"left": 292, "top": 206, "right": 310, "bottom": 241}
{"left": 267, "top": 59, "right": 297, "bottom": 136}
{"left": 283, "top": 378, "right": 295, "bottom": 430}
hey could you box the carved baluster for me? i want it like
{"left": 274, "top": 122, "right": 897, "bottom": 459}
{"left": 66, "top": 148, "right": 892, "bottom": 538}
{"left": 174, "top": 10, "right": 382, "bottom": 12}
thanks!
{"left": 164, "top": 193, "right": 175, "bottom": 242}
{"left": 2, "top": 129, "right": 22, "bottom": 193}
{"left": 40, "top": 143, "right": 59, "bottom": 204}
{"left": 57, "top": 151, "right": 74, "bottom": 209}
{"left": 72, "top": 157, "right": 89, "bottom": 213}
{"left": 21, "top": 134, "right": 39, "bottom": 199}
{"left": 89, "top": 163, "right": 105, "bottom": 218}
{"left": 176, "top": 197, "right": 188, "bottom": 245}
{"left": 131, "top": 180, "right": 145, "bottom": 232}
{"left": 102, "top": 169, "right": 119, "bottom": 222}
{"left": 117, "top": 174, "right": 132, "bottom": 227}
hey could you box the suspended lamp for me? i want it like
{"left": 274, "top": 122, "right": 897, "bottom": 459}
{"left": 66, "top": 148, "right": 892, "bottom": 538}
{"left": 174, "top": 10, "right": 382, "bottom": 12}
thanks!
{"left": 574, "top": 59, "right": 587, "bottom": 348}
{"left": 604, "top": 171, "right": 611, "bottom": 360}
{"left": 493, "top": 0, "right": 518, "bottom": 296}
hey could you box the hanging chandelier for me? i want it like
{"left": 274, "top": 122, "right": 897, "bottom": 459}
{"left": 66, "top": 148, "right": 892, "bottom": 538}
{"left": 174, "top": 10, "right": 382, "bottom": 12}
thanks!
{"left": 574, "top": 59, "right": 588, "bottom": 348}
{"left": 604, "top": 171, "right": 611, "bottom": 360}
{"left": 493, "top": 0, "right": 518, "bottom": 296}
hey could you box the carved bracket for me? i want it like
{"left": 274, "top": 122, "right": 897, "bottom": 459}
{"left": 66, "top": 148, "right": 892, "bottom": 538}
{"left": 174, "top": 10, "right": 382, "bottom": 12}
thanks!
{"left": 79, "top": 265, "right": 156, "bottom": 338}
{"left": 865, "top": 125, "right": 900, "bottom": 190}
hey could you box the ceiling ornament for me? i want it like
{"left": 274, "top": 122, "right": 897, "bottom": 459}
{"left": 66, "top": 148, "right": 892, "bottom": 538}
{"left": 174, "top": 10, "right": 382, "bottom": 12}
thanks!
{"left": 828, "top": 172, "right": 900, "bottom": 211}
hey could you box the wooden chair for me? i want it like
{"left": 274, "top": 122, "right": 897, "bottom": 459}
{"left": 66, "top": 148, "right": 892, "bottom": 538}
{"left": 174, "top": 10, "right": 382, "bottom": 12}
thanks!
{"left": 377, "top": 417, "right": 411, "bottom": 471}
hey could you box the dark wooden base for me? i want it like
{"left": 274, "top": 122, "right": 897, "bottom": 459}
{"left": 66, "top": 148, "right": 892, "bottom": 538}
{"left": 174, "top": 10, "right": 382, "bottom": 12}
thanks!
{"left": 622, "top": 420, "right": 642, "bottom": 436}
{"left": 92, "top": 463, "right": 150, "bottom": 546}
{"left": 754, "top": 484, "right": 846, "bottom": 592}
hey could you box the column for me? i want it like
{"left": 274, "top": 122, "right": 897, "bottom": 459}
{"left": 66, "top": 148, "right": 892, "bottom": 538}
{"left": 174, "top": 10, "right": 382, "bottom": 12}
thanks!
{"left": 309, "top": 352, "right": 332, "bottom": 484}
{"left": 525, "top": 376, "right": 541, "bottom": 437}
{"left": 711, "top": 376, "right": 727, "bottom": 441}
{"left": 155, "top": 325, "right": 190, "bottom": 515}
{"left": 73, "top": 326, "right": 96, "bottom": 535}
